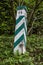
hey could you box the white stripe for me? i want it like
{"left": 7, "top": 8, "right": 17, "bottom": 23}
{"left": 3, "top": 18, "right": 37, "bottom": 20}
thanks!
{"left": 14, "top": 28, "right": 25, "bottom": 42}
{"left": 16, "top": 16, "right": 19, "bottom": 20}
{"left": 14, "top": 17, "right": 27, "bottom": 44}
{"left": 15, "top": 17, "right": 24, "bottom": 30}
{"left": 14, "top": 25, "right": 26, "bottom": 43}
{"left": 14, "top": 29, "right": 26, "bottom": 44}
{"left": 16, "top": 17, "right": 27, "bottom": 32}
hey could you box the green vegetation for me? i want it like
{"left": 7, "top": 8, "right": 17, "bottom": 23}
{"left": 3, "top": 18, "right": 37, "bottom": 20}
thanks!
{"left": 0, "top": 35, "right": 43, "bottom": 65}
{"left": 0, "top": 0, "right": 43, "bottom": 35}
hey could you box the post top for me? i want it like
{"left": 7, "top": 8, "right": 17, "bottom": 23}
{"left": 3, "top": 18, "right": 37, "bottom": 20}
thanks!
{"left": 17, "top": 6, "right": 27, "bottom": 12}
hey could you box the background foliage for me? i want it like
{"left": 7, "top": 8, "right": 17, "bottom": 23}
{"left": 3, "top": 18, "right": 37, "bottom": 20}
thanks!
{"left": 0, "top": 35, "right": 43, "bottom": 65}
{"left": 0, "top": 0, "right": 43, "bottom": 35}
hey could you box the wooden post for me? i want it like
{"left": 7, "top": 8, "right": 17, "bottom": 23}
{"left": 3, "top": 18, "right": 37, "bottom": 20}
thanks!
{"left": 14, "top": 6, "right": 27, "bottom": 54}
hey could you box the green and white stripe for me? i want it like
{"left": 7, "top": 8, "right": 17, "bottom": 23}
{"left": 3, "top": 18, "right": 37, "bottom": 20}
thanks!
{"left": 14, "top": 6, "right": 27, "bottom": 54}
{"left": 14, "top": 16, "right": 27, "bottom": 48}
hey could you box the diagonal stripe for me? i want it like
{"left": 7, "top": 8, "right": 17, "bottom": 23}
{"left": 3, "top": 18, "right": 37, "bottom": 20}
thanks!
{"left": 14, "top": 28, "right": 24, "bottom": 42}
{"left": 16, "top": 16, "right": 24, "bottom": 25}
{"left": 15, "top": 23, "right": 24, "bottom": 35}
{"left": 16, "top": 17, "right": 27, "bottom": 33}
{"left": 14, "top": 34, "right": 24, "bottom": 48}
{"left": 14, "top": 28, "right": 26, "bottom": 43}
{"left": 15, "top": 17, "right": 24, "bottom": 30}
{"left": 15, "top": 23, "right": 27, "bottom": 36}
{"left": 15, "top": 17, "right": 27, "bottom": 36}
{"left": 14, "top": 29, "right": 26, "bottom": 47}
{"left": 14, "top": 16, "right": 27, "bottom": 48}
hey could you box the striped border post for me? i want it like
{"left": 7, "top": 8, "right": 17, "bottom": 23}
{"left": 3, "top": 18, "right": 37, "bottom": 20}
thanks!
{"left": 14, "top": 6, "right": 27, "bottom": 54}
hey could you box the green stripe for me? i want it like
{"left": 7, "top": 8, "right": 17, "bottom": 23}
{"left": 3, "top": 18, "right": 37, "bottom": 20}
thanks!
{"left": 17, "top": 6, "right": 27, "bottom": 12}
{"left": 15, "top": 17, "right": 27, "bottom": 36}
{"left": 15, "top": 23, "right": 27, "bottom": 36}
{"left": 16, "top": 16, "right": 24, "bottom": 25}
{"left": 14, "top": 34, "right": 24, "bottom": 48}
{"left": 15, "top": 23, "right": 24, "bottom": 35}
